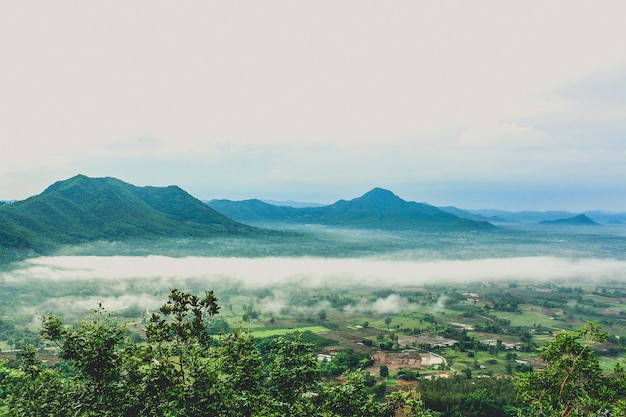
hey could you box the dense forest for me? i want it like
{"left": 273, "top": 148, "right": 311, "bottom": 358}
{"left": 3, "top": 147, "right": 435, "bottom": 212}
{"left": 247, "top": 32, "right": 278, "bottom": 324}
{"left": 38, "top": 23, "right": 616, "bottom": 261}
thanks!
{"left": 1, "top": 290, "right": 625, "bottom": 417}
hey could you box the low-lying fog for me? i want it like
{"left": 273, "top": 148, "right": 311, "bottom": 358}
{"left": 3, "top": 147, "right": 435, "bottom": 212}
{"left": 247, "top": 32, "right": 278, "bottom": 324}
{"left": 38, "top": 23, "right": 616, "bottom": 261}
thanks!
{"left": 6, "top": 255, "right": 626, "bottom": 287}
{"left": 2, "top": 224, "right": 625, "bottom": 324}
{"left": 3, "top": 255, "right": 626, "bottom": 324}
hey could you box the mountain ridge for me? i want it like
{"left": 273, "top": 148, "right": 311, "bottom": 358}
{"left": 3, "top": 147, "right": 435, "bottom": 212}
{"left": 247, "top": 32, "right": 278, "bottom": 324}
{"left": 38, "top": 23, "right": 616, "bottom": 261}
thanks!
{"left": 452, "top": 208, "right": 626, "bottom": 224}
{"left": 209, "top": 188, "right": 494, "bottom": 230}
{"left": 539, "top": 214, "right": 601, "bottom": 226}
{"left": 0, "top": 175, "right": 259, "bottom": 260}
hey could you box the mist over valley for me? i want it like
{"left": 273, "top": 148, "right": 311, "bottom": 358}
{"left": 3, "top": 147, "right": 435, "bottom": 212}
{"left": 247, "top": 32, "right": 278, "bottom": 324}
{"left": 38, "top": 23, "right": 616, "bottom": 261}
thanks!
{"left": 3, "top": 4, "right": 626, "bottom": 413}
{"left": 2, "top": 175, "right": 626, "bottom": 416}
{"left": 2, "top": 175, "right": 626, "bottom": 324}
{"left": 1, "top": 179, "right": 626, "bottom": 416}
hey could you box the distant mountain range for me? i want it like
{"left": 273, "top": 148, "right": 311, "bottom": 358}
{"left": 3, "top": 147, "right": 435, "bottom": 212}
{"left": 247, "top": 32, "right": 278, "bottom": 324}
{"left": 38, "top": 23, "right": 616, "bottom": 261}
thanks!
{"left": 5, "top": 175, "right": 621, "bottom": 264}
{"left": 261, "top": 199, "right": 326, "bottom": 208}
{"left": 208, "top": 188, "right": 494, "bottom": 230}
{"left": 439, "top": 207, "right": 626, "bottom": 225}
{"left": 0, "top": 175, "right": 257, "bottom": 260}
{"left": 1, "top": 177, "right": 497, "bottom": 264}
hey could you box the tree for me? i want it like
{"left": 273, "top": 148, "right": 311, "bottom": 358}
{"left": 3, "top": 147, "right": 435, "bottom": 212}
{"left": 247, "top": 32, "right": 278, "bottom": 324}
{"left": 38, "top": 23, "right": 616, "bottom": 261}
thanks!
{"left": 451, "top": 389, "right": 507, "bottom": 417}
{"left": 380, "top": 364, "right": 389, "bottom": 378}
{"left": 517, "top": 321, "right": 626, "bottom": 417}
{"left": 10, "top": 306, "right": 127, "bottom": 416}
{"left": 145, "top": 289, "right": 219, "bottom": 384}
{"left": 317, "top": 371, "right": 430, "bottom": 417}
{"left": 8, "top": 291, "right": 434, "bottom": 417}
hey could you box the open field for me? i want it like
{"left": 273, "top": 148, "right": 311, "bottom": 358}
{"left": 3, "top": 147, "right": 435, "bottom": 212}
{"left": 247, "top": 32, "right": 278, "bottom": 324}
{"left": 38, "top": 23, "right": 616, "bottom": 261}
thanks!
{"left": 3, "top": 269, "right": 625, "bottom": 380}
{"left": 251, "top": 326, "right": 331, "bottom": 339}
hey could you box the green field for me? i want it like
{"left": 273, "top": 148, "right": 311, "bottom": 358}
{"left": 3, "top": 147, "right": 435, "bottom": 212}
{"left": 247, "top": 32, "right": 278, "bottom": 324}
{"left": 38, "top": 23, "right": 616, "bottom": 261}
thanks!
{"left": 251, "top": 325, "right": 331, "bottom": 339}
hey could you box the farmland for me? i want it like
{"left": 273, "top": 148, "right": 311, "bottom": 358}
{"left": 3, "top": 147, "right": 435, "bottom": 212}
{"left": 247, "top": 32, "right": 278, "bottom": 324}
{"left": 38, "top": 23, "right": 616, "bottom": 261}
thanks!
{"left": 2, "top": 265, "right": 625, "bottom": 379}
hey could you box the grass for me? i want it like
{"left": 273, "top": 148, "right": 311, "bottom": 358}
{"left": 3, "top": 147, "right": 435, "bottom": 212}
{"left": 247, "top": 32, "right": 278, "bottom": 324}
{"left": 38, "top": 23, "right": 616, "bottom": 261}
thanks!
{"left": 384, "top": 378, "right": 399, "bottom": 386}
{"left": 251, "top": 325, "right": 331, "bottom": 339}
{"left": 599, "top": 354, "right": 626, "bottom": 372}
{"left": 496, "top": 305, "right": 562, "bottom": 328}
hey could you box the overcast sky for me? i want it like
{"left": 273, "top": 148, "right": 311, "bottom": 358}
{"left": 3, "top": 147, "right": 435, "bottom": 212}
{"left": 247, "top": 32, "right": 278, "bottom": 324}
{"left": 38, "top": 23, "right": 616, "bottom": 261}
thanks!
{"left": 1, "top": 1, "right": 625, "bottom": 211}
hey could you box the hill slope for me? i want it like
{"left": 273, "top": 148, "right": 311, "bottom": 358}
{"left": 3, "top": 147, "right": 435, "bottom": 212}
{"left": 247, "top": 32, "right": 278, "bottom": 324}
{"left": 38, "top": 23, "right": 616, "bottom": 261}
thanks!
{"left": 0, "top": 175, "right": 257, "bottom": 257}
{"left": 209, "top": 187, "right": 494, "bottom": 230}
{"left": 539, "top": 214, "right": 601, "bottom": 226}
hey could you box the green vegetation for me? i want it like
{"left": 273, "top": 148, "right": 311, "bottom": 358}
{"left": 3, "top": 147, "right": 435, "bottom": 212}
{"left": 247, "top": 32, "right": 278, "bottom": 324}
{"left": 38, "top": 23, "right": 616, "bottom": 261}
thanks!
{"left": 0, "top": 175, "right": 261, "bottom": 262}
{"left": 3, "top": 290, "right": 432, "bottom": 417}
{"left": 251, "top": 326, "right": 330, "bottom": 339}
{"left": 0, "top": 176, "right": 503, "bottom": 265}
{"left": 1, "top": 175, "right": 626, "bottom": 414}
{"left": 2, "top": 287, "right": 626, "bottom": 416}
{"left": 517, "top": 321, "right": 626, "bottom": 416}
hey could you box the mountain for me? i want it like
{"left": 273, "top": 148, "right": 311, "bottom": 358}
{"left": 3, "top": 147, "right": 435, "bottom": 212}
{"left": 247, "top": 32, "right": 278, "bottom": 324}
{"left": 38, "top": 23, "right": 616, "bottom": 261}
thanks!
{"left": 0, "top": 175, "right": 258, "bottom": 257}
{"left": 261, "top": 199, "right": 326, "bottom": 208}
{"left": 465, "top": 208, "right": 624, "bottom": 225}
{"left": 464, "top": 209, "right": 581, "bottom": 224}
{"left": 209, "top": 187, "right": 494, "bottom": 230}
{"left": 539, "top": 214, "right": 601, "bottom": 226}
{"left": 438, "top": 206, "right": 505, "bottom": 223}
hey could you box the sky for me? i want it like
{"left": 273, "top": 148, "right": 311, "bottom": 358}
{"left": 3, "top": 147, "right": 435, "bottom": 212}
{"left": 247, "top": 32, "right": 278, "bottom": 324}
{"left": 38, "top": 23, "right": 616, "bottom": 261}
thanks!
{"left": 1, "top": 1, "right": 625, "bottom": 211}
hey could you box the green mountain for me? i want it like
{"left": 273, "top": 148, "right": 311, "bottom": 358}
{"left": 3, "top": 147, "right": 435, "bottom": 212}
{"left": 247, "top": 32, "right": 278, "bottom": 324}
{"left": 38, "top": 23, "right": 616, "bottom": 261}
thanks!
{"left": 539, "top": 214, "right": 601, "bottom": 226}
{"left": 209, "top": 187, "right": 494, "bottom": 230}
{"left": 438, "top": 206, "right": 506, "bottom": 223}
{"left": 208, "top": 199, "right": 303, "bottom": 223}
{"left": 0, "top": 175, "right": 257, "bottom": 258}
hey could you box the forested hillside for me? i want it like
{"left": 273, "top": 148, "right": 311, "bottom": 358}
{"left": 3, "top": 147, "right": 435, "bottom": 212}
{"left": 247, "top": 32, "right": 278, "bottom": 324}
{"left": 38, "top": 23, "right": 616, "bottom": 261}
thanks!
{"left": 0, "top": 175, "right": 260, "bottom": 262}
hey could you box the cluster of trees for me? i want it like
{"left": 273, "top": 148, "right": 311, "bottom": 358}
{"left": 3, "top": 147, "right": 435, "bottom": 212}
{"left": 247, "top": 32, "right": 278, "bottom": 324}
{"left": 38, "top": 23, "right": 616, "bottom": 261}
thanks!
{"left": 0, "top": 319, "right": 40, "bottom": 351}
{"left": 2, "top": 290, "right": 626, "bottom": 417}
{"left": 1, "top": 290, "right": 431, "bottom": 417}
{"left": 418, "top": 377, "right": 517, "bottom": 417}
{"left": 319, "top": 350, "right": 373, "bottom": 378}
{"left": 516, "top": 321, "right": 626, "bottom": 417}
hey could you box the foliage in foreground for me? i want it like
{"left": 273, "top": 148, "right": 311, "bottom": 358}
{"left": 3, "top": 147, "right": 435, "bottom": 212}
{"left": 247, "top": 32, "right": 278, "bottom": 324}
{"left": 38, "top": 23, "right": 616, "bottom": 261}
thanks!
{"left": 4, "top": 289, "right": 432, "bottom": 417}
{"left": 516, "top": 321, "right": 626, "bottom": 417}
{"left": 4, "top": 289, "right": 626, "bottom": 417}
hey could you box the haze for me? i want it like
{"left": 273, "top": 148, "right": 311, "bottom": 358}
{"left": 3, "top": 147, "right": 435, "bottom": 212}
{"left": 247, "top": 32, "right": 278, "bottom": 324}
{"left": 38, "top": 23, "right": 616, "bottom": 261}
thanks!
{"left": 1, "top": 2, "right": 625, "bottom": 211}
{"left": 4, "top": 254, "right": 626, "bottom": 322}
{"left": 8, "top": 255, "right": 626, "bottom": 287}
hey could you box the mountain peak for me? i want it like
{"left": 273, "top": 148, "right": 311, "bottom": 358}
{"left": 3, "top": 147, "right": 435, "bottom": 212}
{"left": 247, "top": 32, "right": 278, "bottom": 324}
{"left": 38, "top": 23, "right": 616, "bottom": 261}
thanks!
{"left": 540, "top": 214, "right": 600, "bottom": 226}
{"left": 42, "top": 174, "right": 124, "bottom": 195}
{"left": 361, "top": 188, "right": 401, "bottom": 200}
{"left": 352, "top": 188, "right": 406, "bottom": 208}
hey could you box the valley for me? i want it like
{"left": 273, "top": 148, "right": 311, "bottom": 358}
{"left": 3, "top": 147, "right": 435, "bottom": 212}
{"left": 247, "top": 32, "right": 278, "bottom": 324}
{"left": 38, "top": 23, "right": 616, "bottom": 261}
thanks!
{"left": 1, "top": 176, "right": 626, "bottom": 415}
